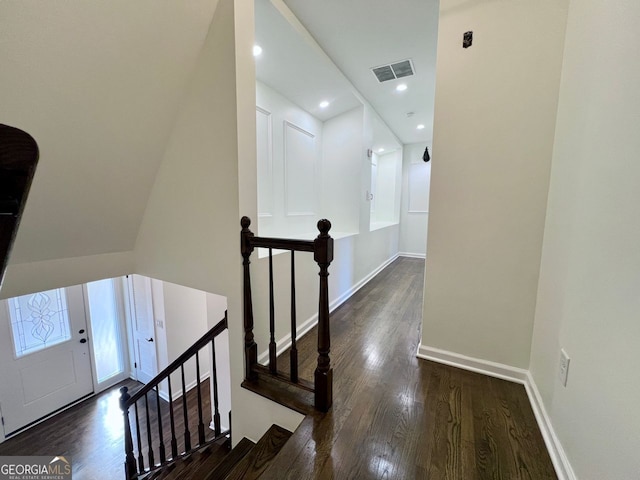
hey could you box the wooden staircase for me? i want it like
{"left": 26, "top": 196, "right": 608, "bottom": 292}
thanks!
{"left": 143, "top": 425, "right": 291, "bottom": 480}
{"left": 122, "top": 217, "right": 335, "bottom": 478}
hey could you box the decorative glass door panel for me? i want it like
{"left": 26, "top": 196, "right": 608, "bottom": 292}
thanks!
{"left": 0, "top": 285, "right": 93, "bottom": 436}
{"left": 8, "top": 289, "right": 72, "bottom": 358}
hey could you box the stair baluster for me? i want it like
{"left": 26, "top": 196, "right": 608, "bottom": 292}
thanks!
{"left": 180, "top": 364, "right": 191, "bottom": 452}
{"left": 133, "top": 402, "right": 145, "bottom": 472}
{"left": 290, "top": 251, "right": 298, "bottom": 383}
{"left": 268, "top": 248, "right": 277, "bottom": 374}
{"left": 196, "top": 351, "right": 205, "bottom": 445}
{"left": 144, "top": 393, "right": 155, "bottom": 467}
{"left": 211, "top": 338, "right": 221, "bottom": 436}
{"left": 154, "top": 386, "right": 166, "bottom": 463}
{"left": 167, "top": 377, "right": 178, "bottom": 459}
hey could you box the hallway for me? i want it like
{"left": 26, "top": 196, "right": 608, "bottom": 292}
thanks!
{"left": 263, "top": 257, "right": 557, "bottom": 479}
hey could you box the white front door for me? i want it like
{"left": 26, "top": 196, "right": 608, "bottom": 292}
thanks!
{"left": 127, "top": 275, "right": 158, "bottom": 384}
{"left": 0, "top": 286, "right": 94, "bottom": 436}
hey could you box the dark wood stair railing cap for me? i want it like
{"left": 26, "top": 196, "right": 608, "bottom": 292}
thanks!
{"left": 0, "top": 124, "right": 39, "bottom": 171}
{"left": 0, "top": 124, "right": 40, "bottom": 288}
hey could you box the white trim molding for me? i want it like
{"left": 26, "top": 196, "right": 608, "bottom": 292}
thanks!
{"left": 158, "top": 372, "right": 210, "bottom": 403}
{"left": 283, "top": 120, "right": 317, "bottom": 217}
{"left": 417, "top": 344, "right": 528, "bottom": 384}
{"left": 256, "top": 106, "right": 274, "bottom": 217}
{"left": 398, "top": 252, "right": 426, "bottom": 259}
{"left": 524, "top": 373, "right": 577, "bottom": 480}
{"left": 416, "top": 344, "right": 576, "bottom": 480}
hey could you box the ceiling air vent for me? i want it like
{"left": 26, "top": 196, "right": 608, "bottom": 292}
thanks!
{"left": 371, "top": 59, "right": 415, "bottom": 83}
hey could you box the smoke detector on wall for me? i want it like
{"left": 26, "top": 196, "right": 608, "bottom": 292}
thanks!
{"left": 371, "top": 59, "right": 415, "bottom": 83}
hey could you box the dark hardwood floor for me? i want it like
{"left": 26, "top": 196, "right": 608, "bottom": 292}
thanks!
{"left": 0, "top": 377, "right": 214, "bottom": 480}
{"left": 0, "top": 257, "right": 556, "bottom": 480}
{"left": 262, "top": 257, "right": 557, "bottom": 480}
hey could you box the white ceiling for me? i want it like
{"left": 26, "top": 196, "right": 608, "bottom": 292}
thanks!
{"left": 255, "top": 0, "right": 362, "bottom": 122}
{"left": 280, "top": 0, "right": 440, "bottom": 146}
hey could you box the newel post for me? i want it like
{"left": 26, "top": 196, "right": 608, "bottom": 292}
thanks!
{"left": 313, "top": 219, "right": 334, "bottom": 412}
{"left": 241, "top": 216, "right": 258, "bottom": 380}
{"left": 119, "top": 386, "right": 137, "bottom": 479}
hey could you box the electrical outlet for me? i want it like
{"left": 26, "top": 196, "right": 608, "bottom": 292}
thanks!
{"left": 559, "top": 349, "right": 570, "bottom": 387}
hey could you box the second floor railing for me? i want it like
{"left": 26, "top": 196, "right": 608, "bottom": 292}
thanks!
{"left": 240, "top": 216, "right": 333, "bottom": 412}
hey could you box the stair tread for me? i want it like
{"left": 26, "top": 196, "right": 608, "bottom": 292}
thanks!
{"left": 167, "top": 443, "right": 230, "bottom": 480}
{"left": 224, "top": 425, "right": 292, "bottom": 480}
{"left": 144, "top": 441, "right": 230, "bottom": 480}
{"left": 203, "top": 437, "right": 255, "bottom": 480}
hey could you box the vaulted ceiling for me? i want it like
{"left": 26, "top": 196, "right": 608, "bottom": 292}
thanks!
{"left": 0, "top": 1, "right": 218, "bottom": 265}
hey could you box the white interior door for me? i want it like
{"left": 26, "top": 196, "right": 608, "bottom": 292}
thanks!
{"left": 0, "top": 286, "right": 94, "bottom": 436}
{"left": 127, "top": 275, "right": 158, "bottom": 384}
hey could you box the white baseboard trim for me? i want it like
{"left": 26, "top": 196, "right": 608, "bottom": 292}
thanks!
{"left": 258, "top": 312, "right": 320, "bottom": 364}
{"left": 329, "top": 253, "right": 400, "bottom": 313}
{"left": 416, "top": 344, "right": 528, "bottom": 384}
{"left": 398, "top": 252, "right": 426, "bottom": 259}
{"left": 416, "top": 344, "right": 576, "bottom": 480}
{"left": 209, "top": 420, "right": 230, "bottom": 433}
{"left": 258, "top": 253, "right": 400, "bottom": 364}
{"left": 524, "top": 373, "right": 577, "bottom": 480}
{"left": 158, "top": 372, "right": 210, "bottom": 403}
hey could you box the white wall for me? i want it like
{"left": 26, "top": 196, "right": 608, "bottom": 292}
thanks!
{"left": 421, "top": 0, "right": 569, "bottom": 368}
{"left": 156, "top": 281, "right": 211, "bottom": 399}
{"left": 1, "top": 252, "right": 134, "bottom": 300}
{"left": 256, "top": 81, "right": 323, "bottom": 237}
{"left": 530, "top": 1, "right": 640, "bottom": 478}
{"left": 250, "top": 103, "right": 402, "bottom": 365}
{"left": 370, "top": 150, "right": 402, "bottom": 228}
{"left": 321, "top": 107, "right": 363, "bottom": 235}
{"left": 0, "top": 1, "right": 219, "bottom": 299}
{"left": 132, "top": 0, "right": 303, "bottom": 443}
{"left": 399, "top": 143, "right": 430, "bottom": 257}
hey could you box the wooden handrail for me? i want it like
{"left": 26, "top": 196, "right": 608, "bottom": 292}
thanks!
{"left": 124, "top": 313, "right": 228, "bottom": 407}
{"left": 240, "top": 216, "right": 334, "bottom": 412}
{"left": 0, "top": 124, "right": 39, "bottom": 287}
{"left": 249, "top": 236, "right": 315, "bottom": 252}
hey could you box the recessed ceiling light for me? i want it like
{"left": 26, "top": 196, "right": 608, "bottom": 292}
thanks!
{"left": 319, "top": 101, "right": 330, "bottom": 108}
{"left": 253, "top": 45, "right": 263, "bottom": 57}
{"left": 396, "top": 84, "right": 408, "bottom": 92}
{"left": 378, "top": 148, "right": 385, "bottom": 153}
{"left": 417, "top": 124, "right": 425, "bottom": 130}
